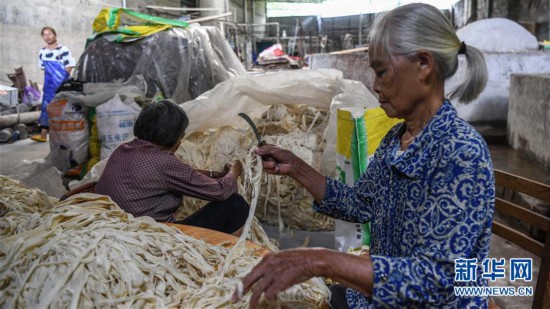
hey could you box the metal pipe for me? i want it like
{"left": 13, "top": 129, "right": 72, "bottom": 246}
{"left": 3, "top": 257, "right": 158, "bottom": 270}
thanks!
{"left": 0, "top": 111, "right": 40, "bottom": 129}
{"left": 223, "top": 22, "right": 280, "bottom": 44}
{"left": 358, "top": 13, "right": 363, "bottom": 46}
{"left": 146, "top": 5, "right": 222, "bottom": 13}
{"left": 251, "top": 0, "right": 255, "bottom": 57}
{"left": 251, "top": 0, "right": 255, "bottom": 25}
{"left": 236, "top": 22, "right": 280, "bottom": 26}
{"left": 188, "top": 12, "right": 232, "bottom": 24}
{"left": 243, "top": 0, "right": 247, "bottom": 24}
{"left": 464, "top": 0, "right": 470, "bottom": 23}
{"left": 243, "top": 0, "right": 249, "bottom": 68}
{"left": 146, "top": 5, "right": 228, "bottom": 37}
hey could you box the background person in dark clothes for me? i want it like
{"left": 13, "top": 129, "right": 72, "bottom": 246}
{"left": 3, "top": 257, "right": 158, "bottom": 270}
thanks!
{"left": 95, "top": 100, "right": 249, "bottom": 236}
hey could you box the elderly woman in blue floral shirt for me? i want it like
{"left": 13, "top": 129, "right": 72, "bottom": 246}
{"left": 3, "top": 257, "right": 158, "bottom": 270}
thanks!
{"left": 233, "top": 3, "right": 494, "bottom": 309}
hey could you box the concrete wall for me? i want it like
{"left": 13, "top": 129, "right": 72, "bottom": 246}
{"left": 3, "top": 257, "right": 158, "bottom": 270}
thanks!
{"left": 0, "top": 0, "right": 180, "bottom": 89}
{"left": 197, "top": 0, "right": 263, "bottom": 24}
{"left": 507, "top": 74, "right": 550, "bottom": 170}
{"left": 453, "top": 0, "right": 550, "bottom": 40}
{"left": 268, "top": 14, "right": 376, "bottom": 53}
{"left": 506, "top": 0, "right": 549, "bottom": 40}
{"left": 445, "top": 52, "right": 550, "bottom": 122}
{"left": 304, "top": 51, "right": 550, "bottom": 124}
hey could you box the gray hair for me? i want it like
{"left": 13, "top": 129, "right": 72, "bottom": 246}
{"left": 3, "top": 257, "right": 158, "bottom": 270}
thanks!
{"left": 368, "top": 3, "right": 487, "bottom": 103}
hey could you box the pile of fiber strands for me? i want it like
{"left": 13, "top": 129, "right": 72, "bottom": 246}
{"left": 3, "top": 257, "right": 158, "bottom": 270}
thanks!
{"left": 175, "top": 104, "right": 334, "bottom": 231}
{"left": 0, "top": 177, "right": 329, "bottom": 308}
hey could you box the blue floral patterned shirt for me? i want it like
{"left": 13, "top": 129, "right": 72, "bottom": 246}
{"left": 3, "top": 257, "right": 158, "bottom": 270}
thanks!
{"left": 314, "top": 100, "right": 495, "bottom": 308}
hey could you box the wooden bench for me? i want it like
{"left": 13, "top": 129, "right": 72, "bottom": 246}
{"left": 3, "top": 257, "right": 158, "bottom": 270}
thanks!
{"left": 492, "top": 169, "right": 550, "bottom": 308}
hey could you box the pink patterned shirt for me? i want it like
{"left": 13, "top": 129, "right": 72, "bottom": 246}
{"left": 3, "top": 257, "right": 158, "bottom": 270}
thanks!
{"left": 95, "top": 138, "right": 238, "bottom": 222}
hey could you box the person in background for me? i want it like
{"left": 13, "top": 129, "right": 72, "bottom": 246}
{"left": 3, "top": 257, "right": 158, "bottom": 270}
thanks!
{"left": 31, "top": 26, "right": 76, "bottom": 142}
{"left": 233, "top": 3, "right": 494, "bottom": 308}
{"left": 95, "top": 100, "right": 249, "bottom": 236}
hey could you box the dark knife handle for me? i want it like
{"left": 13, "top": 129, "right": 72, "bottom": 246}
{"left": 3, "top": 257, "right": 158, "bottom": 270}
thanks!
{"left": 256, "top": 140, "right": 275, "bottom": 162}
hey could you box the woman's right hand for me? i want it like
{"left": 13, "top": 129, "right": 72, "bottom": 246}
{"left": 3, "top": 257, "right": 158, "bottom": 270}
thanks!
{"left": 254, "top": 145, "right": 299, "bottom": 176}
{"left": 255, "top": 144, "right": 327, "bottom": 204}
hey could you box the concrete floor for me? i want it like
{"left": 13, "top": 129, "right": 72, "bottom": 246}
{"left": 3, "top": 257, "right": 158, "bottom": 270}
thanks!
{"left": 1, "top": 135, "right": 549, "bottom": 308}
{"left": 0, "top": 137, "right": 49, "bottom": 175}
{"left": 489, "top": 144, "right": 550, "bottom": 183}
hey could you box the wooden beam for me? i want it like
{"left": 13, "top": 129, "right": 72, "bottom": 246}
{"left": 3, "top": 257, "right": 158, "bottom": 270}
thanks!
{"left": 493, "top": 169, "right": 550, "bottom": 308}
{"left": 533, "top": 226, "right": 550, "bottom": 309}
{"left": 495, "top": 198, "right": 550, "bottom": 231}
{"left": 494, "top": 169, "right": 550, "bottom": 203}
{"left": 491, "top": 221, "right": 544, "bottom": 256}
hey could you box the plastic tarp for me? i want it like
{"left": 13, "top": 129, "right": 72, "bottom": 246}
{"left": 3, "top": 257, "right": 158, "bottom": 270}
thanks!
{"left": 69, "top": 157, "right": 109, "bottom": 190}
{"left": 75, "top": 25, "right": 246, "bottom": 102}
{"left": 180, "top": 69, "right": 379, "bottom": 176}
{"left": 90, "top": 8, "right": 189, "bottom": 42}
{"left": 53, "top": 75, "right": 147, "bottom": 108}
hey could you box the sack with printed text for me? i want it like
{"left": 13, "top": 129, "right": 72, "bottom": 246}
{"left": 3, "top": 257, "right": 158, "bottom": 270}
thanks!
{"left": 334, "top": 107, "right": 401, "bottom": 252}
{"left": 46, "top": 99, "right": 89, "bottom": 172}
{"left": 96, "top": 94, "right": 141, "bottom": 159}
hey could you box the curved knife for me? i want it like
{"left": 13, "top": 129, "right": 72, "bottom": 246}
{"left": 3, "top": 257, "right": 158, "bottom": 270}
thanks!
{"left": 238, "top": 113, "right": 267, "bottom": 147}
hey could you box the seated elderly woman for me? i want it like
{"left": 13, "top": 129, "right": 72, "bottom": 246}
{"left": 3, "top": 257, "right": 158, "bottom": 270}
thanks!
{"left": 95, "top": 99, "right": 249, "bottom": 236}
{"left": 233, "top": 3, "right": 494, "bottom": 308}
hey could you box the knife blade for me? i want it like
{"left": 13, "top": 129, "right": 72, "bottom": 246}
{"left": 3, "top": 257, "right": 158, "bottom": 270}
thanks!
{"left": 238, "top": 113, "right": 267, "bottom": 147}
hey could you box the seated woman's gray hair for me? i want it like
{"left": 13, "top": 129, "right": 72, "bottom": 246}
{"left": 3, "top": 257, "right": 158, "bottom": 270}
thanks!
{"left": 133, "top": 99, "right": 189, "bottom": 149}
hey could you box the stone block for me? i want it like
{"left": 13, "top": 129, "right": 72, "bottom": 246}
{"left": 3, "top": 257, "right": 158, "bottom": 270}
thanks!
{"left": 507, "top": 74, "right": 550, "bottom": 170}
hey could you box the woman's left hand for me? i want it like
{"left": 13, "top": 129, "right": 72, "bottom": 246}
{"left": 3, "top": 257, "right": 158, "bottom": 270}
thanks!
{"left": 232, "top": 248, "right": 325, "bottom": 308}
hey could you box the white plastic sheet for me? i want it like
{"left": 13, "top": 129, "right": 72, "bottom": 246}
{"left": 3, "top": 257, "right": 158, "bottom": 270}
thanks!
{"left": 68, "top": 157, "right": 109, "bottom": 190}
{"left": 53, "top": 75, "right": 147, "bottom": 108}
{"left": 180, "top": 69, "right": 344, "bottom": 134}
{"left": 180, "top": 69, "right": 378, "bottom": 176}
